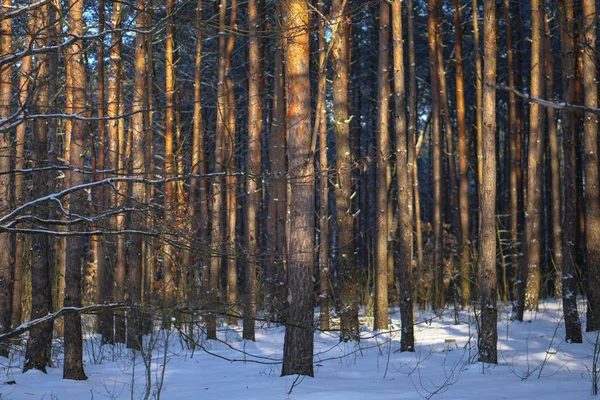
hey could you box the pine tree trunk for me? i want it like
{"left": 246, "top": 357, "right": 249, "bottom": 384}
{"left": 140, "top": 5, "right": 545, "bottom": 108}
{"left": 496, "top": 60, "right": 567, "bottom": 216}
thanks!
{"left": 583, "top": 0, "right": 600, "bottom": 332}
{"left": 392, "top": 0, "right": 415, "bottom": 351}
{"left": 126, "top": 0, "right": 148, "bottom": 350}
{"left": 281, "top": 0, "right": 314, "bottom": 377}
{"left": 0, "top": 0, "right": 13, "bottom": 358}
{"left": 517, "top": 0, "right": 545, "bottom": 319}
{"left": 244, "top": 0, "right": 262, "bottom": 340}
{"left": 479, "top": 0, "right": 498, "bottom": 365}
{"left": 316, "top": 0, "right": 330, "bottom": 331}
{"left": 543, "top": 15, "right": 562, "bottom": 299}
{"left": 374, "top": 0, "right": 390, "bottom": 331}
{"left": 428, "top": 0, "right": 444, "bottom": 310}
{"left": 558, "top": 0, "right": 583, "bottom": 343}
{"left": 24, "top": 2, "right": 53, "bottom": 372}
{"left": 208, "top": 0, "right": 229, "bottom": 339}
{"left": 454, "top": 0, "right": 470, "bottom": 307}
{"left": 10, "top": 13, "right": 34, "bottom": 331}
{"left": 332, "top": 0, "right": 359, "bottom": 342}
{"left": 63, "top": 0, "right": 88, "bottom": 380}
{"left": 265, "top": 4, "right": 287, "bottom": 322}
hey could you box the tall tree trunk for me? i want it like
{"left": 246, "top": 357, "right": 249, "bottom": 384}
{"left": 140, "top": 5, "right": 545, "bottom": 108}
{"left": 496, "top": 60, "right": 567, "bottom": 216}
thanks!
{"left": 281, "top": 0, "right": 314, "bottom": 377}
{"left": 24, "top": 2, "right": 53, "bottom": 373}
{"left": 225, "top": 0, "right": 238, "bottom": 321}
{"left": 63, "top": 0, "right": 88, "bottom": 380}
{"left": 266, "top": 2, "right": 287, "bottom": 322}
{"left": 504, "top": 0, "right": 519, "bottom": 303}
{"left": 332, "top": 0, "right": 359, "bottom": 342}
{"left": 95, "top": 0, "right": 112, "bottom": 341}
{"left": 163, "top": 0, "right": 177, "bottom": 306}
{"left": 374, "top": 0, "right": 390, "bottom": 331}
{"left": 479, "top": 0, "right": 498, "bottom": 365}
{"left": 208, "top": 0, "right": 229, "bottom": 339}
{"left": 392, "top": 0, "right": 415, "bottom": 351}
{"left": 473, "top": 0, "right": 483, "bottom": 235}
{"left": 455, "top": 0, "right": 470, "bottom": 306}
{"left": 11, "top": 13, "right": 35, "bottom": 331}
{"left": 407, "top": 0, "right": 423, "bottom": 301}
{"left": 126, "top": 0, "right": 148, "bottom": 350}
{"left": 544, "top": 15, "right": 562, "bottom": 299}
{"left": 191, "top": 0, "right": 207, "bottom": 310}
{"left": 106, "top": 1, "right": 123, "bottom": 344}
{"left": 0, "top": 0, "right": 13, "bottom": 358}
{"left": 316, "top": 0, "right": 330, "bottom": 331}
{"left": 559, "top": 0, "right": 583, "bottom": 343}
{"left": 428, "top": 0, "right": 443, "bottom": 310}
{"left": 517, "top": 0, "right": 545, "bottom": 319}
{"left": 244, "top": 0, "right": 262, "bottom": 340}
{"left": 583, "top": 0, "right": 600, "bottom": 331}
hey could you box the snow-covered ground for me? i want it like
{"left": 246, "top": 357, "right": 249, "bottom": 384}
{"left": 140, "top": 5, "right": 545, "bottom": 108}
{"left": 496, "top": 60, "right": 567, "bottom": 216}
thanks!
{"left": 0, "top": 301, "right": 597, "bottom": 399}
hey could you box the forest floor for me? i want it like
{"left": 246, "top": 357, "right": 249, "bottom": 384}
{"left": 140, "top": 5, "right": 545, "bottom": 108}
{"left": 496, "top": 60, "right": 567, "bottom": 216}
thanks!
{"left": 0, "top": 300, "right": 596, "bottom": 399}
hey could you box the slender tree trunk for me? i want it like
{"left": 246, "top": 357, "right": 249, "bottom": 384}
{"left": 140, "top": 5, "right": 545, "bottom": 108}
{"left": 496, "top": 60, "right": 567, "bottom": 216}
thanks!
{"left": 407, "top": 0, "right": 423, "bottom": 302}
{"left": 583, "top": 0, "right": 600, "bottom": 332}
{"left": 374, "top": 0, "right": 390, "bottom": 331}
{"left": 126, "top": 0, "right": 148, "bottom": 350}
{"left": 428, "top": 0, "right": 443, "bottom": 310}
{"left": 332, "top": 0, "right": 359, "bottom": 342}
{"left": 24, "top": 2, "right": 53, "bottom": 373}
{"left": 473, "top": 0, "right": 483, "bottom": 235}
{"left": 266, "top": 3, "right": 287, "bottom": 323}
{"left": 559, "top": 0, "right": 583, "bottom": 343}
{"left": 63, "top": 0, "right": 88, "bottom": 380}
{"left": 517, "top": 0, "right": 545, "bottom": 319}
{"left": 479, "top": 0, "right": 498, "bottom": 365}
{"left": 543, "top": 15, "right": 562, "bottom": 299}
{"left": 392, "top": 0, "right": 415, "bottom": 351}
{"left": 244, "top": 0, "right": 262, "bottom": 340}
{"left": 105, "top": 1, "right": 125, "bottom": 343}
{"left": 504, "top": 0, "right": 519, "bottom": 303}
{"left": 191, "top": 0, "right": 207, "bottom": 309}
{"left": 0, "top": 0, "right": 13, "bottom": 358}
{"left": 208, "top": 0, "right": 229, "bottom": 339}
{"left": 455, "top": 0, "right": 470, "bottom": 306}
{"left": 316, "top": 0, "right": 330, "bottom": 331}
{"left": 281, "top": 0, "right": 314, "bottom": 377}
{"left": 163, "top": 0, "right": 177, "bottom": 306}
{"left": 225, "top": 0, "right": 238, "bottom": 321}
{"left": 10, "top": 13, "right": 35, "bottom": 331}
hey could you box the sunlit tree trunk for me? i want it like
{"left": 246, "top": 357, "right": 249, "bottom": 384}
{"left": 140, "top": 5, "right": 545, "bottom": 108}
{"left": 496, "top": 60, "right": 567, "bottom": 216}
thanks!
{"left": 10, "top": 12, "right": 35, "bottom": 332}
{"left": 517, "top": 0, "right": 545, "bottom": 319}
{"left": 583, "top": 0, "right": 600, "bottom": 332}
{"left": 0, "top": 0, "right": 13, "bottom": 358}
{"left": 225, "top": 0, "right": 238, "bottom": 321}
{"left": 63, "top": 0, "right": 88, "bottom": 380}
{"left": 126, "top": 0, "right": 148, "bottom": 349}
{"left": 559, "top": 0, "right": 583, "bottom": 343}
{"left": 191, "top": 0, "right": 207, "bottom": 309}
{"left": 479, "top": 0, "right": 498, "bottom": 365}
{"left": 374, "top": 0, "right": 390, "bottom": 331}
{"left": 315, "top": 0, "right": 330, "bottom": 331}
{"left": 163, "top": 0, "right": 177, "bottom": 305}
{"left": 281, "top": 0, "right": 314, "bottom": 377}
{"left": 243, "top": 0, "right": 262, "bottom": 340}
{"left": 106, "top": 1, "right": 123, "bottom": 344}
